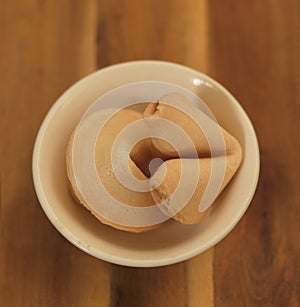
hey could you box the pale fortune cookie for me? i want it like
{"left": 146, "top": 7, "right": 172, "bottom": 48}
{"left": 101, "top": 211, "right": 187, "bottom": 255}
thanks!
{"left": 66, "top": 108, "right": 167, "bottom": 233}
{"left": 144, "top": 93, "right": 242, "bottom": 224}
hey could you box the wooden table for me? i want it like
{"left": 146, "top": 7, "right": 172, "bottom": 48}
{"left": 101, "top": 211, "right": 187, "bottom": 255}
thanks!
{"left": 1, "top": 1, "right": 299, "bottom": 306}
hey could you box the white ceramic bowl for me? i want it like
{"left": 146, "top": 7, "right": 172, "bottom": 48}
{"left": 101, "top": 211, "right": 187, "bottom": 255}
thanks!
{"left": 32, "top": 61, "right": 260, "bottom": 267}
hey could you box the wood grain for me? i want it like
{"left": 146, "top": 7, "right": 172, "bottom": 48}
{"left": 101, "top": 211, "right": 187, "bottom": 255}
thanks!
{"left": 97, "top": 0, "right": 209, "bottom": 72}
{"left": 207, "top": 1, "right": 300, "bottom": 306}
{"left": 0, "top": 1, "right": 110, "bottom": 306}
{"left": 0, "top": 0, "right": 299, "bottom": 306}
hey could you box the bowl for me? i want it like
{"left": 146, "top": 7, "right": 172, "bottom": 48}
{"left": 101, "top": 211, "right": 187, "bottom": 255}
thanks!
{"left": 32, "top": 61, "right": 260, "bottom": 267}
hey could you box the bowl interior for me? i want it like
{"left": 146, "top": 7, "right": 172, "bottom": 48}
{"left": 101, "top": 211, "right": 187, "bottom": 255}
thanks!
{"left": 33, "top": 61, "right": 259, "bottom": 267}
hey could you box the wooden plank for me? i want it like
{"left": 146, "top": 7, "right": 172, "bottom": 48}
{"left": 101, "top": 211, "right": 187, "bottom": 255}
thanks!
{"left": 207, "top": 1, "right": 300, "bottom": 306}
{"left": 107, "top": 249, "right": 214, "bottom": 307}
{"left": 0, "top": 1, "right": 111, "bottom": 306}
{"left": 186, "top": 249, "right": 214, "bottom": 307}
{"left": 97, "top": 0, "right": 214, "bottom": 306}
{"left": 97, "top": 0, "right": 209, "bottom": 72}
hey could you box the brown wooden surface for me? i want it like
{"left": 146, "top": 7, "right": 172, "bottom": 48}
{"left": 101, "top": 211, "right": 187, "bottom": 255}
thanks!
{"left": 0, "top": 1, "right": 299, "bottom": 306}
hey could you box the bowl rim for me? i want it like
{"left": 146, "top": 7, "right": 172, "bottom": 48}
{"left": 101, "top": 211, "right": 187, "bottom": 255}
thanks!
{"left": 32, "top": 60, "right": 260, "bottom": 267}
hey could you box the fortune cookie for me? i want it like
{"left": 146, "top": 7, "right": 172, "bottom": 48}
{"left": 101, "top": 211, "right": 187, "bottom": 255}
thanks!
{"left": 66, "top": 108, "right": 168, "bottom": 233}
{"left": 144, "top": 93, "right": 242, "bottom": 224}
